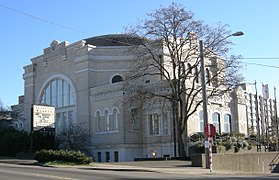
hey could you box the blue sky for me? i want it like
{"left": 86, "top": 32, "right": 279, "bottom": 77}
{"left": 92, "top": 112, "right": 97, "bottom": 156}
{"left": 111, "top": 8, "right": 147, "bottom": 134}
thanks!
{"left": 0, "top": 0, "right": 279, "bottom": 106}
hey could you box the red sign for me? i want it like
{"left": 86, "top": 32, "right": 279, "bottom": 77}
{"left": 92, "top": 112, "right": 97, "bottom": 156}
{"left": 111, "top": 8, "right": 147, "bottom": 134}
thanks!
{"left": 204, "top": 124, "right": 216, "bottom": 137}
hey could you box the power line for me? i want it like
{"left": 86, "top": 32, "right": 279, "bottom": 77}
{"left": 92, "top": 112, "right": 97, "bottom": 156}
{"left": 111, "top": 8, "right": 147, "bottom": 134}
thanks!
{"left": 0, "top": 3, "right": 90, "bottom": 36}
{"left": 0, "top": 3, "right": 139, "bottom": 47}
{"left": 4, "top": 2, "right": 279, "bottom": 63}
{"left": 242, "top": 62, "right": 279, "bottom": 69}
{"left": 242, "top": 57, "right": 279, "bottom": 60}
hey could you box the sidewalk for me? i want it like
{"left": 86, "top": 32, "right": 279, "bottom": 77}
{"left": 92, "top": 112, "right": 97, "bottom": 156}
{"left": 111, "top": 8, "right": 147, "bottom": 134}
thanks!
{"left": 0, "top": 158, "right": 277, "bottom": 176}
{"left": 85, "top": 161, "right": 266, "bottom": 176}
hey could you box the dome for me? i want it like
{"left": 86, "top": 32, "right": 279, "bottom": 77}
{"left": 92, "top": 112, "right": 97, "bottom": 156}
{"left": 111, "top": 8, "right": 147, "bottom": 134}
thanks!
{"left": 84, "top": 34, "right": 145, "bottom": 46}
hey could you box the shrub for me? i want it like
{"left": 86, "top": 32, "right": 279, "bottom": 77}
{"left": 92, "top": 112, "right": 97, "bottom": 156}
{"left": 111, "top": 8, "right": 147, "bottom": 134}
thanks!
{"left": 34, "top": 149, "right": 93, "bottom": 165}
{"left": 0, "top": 128, "right": 30, "bottom": 156}
{"left": 224, "top": 140, "right": 233, "bottom": 151}
{"left": 0, "top": 128, "right": 56, "bottom": 157}
{"left": 234, "top": 146, "right": 240, "bottom": 153}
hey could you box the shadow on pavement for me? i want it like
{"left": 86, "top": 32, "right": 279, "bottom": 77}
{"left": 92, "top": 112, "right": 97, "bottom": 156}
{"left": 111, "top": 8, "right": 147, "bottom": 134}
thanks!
{"left": 79, "top": 167, "right": 157, "bottom": 173}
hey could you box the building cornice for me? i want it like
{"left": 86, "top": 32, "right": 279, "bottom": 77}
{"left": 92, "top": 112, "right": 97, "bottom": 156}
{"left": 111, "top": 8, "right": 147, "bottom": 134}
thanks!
{"left": 23, "top": 72, "right": 35, "bottom": 79}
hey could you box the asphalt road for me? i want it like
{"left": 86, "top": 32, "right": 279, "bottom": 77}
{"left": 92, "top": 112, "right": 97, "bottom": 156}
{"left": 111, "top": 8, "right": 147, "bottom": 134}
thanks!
{"left": 0, "top": 163, "right": 279, "bottom": 180}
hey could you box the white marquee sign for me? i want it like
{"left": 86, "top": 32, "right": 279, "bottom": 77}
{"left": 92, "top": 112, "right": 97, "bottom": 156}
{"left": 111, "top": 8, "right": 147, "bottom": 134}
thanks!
{"left": 33, "top": 105, "right": 55, "bottom": 128}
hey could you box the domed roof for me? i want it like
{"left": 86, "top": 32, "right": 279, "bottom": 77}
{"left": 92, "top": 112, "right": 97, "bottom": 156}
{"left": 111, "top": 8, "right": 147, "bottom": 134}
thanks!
{"left": 84, "top": 34, "right": 145, "bottom": 46}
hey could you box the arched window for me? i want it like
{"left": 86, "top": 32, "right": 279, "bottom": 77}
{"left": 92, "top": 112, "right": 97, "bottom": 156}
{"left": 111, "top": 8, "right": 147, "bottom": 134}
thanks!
{"left": 112, "top": 75, "right": 123, "bottom": 84}
{"left": 19, "top": 122, "right": 23, "bottom": 129}
{"left": 96, "top": 111, "right": 102, "bottom": 131}
{"left": 205, "top": 68, "right": 211, "bottom": 86}
{"left": 224, "top": 114, "right": 232, "bottom": 133}
{"left": 39, "top": 76, "right": 76, "bottom": 133}
{"left": 212, "top": 112, "right": 221, "bottom": 134}
{"left": 113, "top": 108, "right": 119, "bottom": 130}
{"left": 40, "top": 78, "right": 75, "bottom": 107}
{"left": 104, "top": 110, "right": 110, "bottom": 131}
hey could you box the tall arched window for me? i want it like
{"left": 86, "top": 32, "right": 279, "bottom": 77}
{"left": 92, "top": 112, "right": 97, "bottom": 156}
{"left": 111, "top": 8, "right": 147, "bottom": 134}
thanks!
{"left": 96, "top": 111, "right": 102, "bottom": 131}
{"left": 212, "top": 112, "right": 221, "bottom": 134}
{"left": 113, "top": 108, "right": 119, "bottom": 130}
{"left": 224, "top": 114, "right": 232, "bottom": 133}
{"left": 104, "top": 110, "right": 110, "bottom": 131}
{"left": 39, "top": 76, "right": 76, "bottom": 133}
{"left": 40, "top": 78, "right": 75, "bottom": 107}
{"left": 112, "top": 75, "right": 123, "bottom": 83}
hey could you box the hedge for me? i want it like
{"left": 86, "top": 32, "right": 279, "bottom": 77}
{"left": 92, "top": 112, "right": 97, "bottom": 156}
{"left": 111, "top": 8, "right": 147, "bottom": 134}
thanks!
{"left": 34, "top": 149, "right": 93, "bottom": 165}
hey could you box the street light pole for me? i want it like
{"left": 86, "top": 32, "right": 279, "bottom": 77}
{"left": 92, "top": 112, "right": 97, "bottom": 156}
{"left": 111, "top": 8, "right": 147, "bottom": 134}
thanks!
{"left": 199, "top": 39, "right": 210, "bottom": 168}
{"left": 200, "top": 31, "right": 244, "bottom": 169}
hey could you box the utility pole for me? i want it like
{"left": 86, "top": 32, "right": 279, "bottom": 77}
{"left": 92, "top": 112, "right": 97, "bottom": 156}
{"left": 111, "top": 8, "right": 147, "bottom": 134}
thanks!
{"left": 199, "top": 40, "right": 209, "bottom": 168}
{"left": 199, "top": 31, "right": 244, "bottom": 169}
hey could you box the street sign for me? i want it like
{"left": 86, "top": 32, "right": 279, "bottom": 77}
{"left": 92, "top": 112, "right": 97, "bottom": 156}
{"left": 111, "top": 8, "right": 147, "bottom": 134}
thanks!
{"left": 204, "top": 124, "right": 216, "bottom": 137}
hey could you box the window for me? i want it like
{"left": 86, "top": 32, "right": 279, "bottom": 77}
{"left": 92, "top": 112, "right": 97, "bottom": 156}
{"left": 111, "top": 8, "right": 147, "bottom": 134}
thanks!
{"left": 149, "top": 114, "right": 159, "bottom": 135}
{"left": 199, "top": 111, "right": 204, "bottom": 132}
{"left": 96, "top": 111, "right": 102, "bottom": 131}
{"left": 19, "top": 122, "right": 23, "bottom": 129}
{"left": 212, "top": 112, "right": 221, "bottom": 134}
{"left": 51, "top": 80, "right": 56, "bottom": 106}
{"left": 113, "top": 108, "right": 119, "bottom": 130}
{"left": 112, "top": 75, "right": 123, "bottom": 83}
{"left": 224, "top": 114, "right": 232, "bottom": 133}
{"left": 45, "top": 84, "right": 50, "bottom": 105}
{"left": 39, "top": 77, "right": 76, "bottom": 133}
{"left": 130, "top": 108, "right": 139, "bottom": 130}
{"left": 147, "top": 113, "right": 169, "bottom": 136}
{"left": 96, "top": 108, "right": 120, "bottom": 133}
{"left": 97, "top": 152, "right": 102, "bottom": 162}
{"left": 106, "top": 152, "right": 110, "bottom": 162}
{"left": 57, "top": 79, "right": 62, "bottom": 107}
{"left": 105, "top": 110, "right": 110, "bottom": 131}
{"left": 162, "top": 113, "right": 168, "bottom": 135}
{"left": 114, "top": 151, "right": 119, "bottom": 162}
{"left": 63, "top": 80, "right": 69, "bottom": 106}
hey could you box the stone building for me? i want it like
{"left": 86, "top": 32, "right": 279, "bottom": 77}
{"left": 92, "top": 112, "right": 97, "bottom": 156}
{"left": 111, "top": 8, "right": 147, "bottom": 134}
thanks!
{"left": 20, "top": 34, "right": 277, "bottom": 161}
{"left": 241, "top": 84, "right": 278, "bottom": 142}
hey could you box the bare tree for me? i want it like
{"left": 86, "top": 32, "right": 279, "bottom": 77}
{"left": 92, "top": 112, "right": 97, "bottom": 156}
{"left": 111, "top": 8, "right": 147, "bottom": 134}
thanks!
{"left": 125, "top": 3, "right": 243, "bottom": 157}
{"left": 57, "top": 125, "right": 90, "bottom": 153}
{"left": 0, "top": 99, "right": 10, "bottom": 119}
{"left": 0, "top": 99, "right": 7, "bottom": 112}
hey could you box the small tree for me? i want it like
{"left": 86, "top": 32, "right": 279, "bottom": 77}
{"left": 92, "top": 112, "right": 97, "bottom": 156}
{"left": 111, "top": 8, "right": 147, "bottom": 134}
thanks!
{"left": 125, "top": 3, "right": 243, "bottom": 157}
{"left": 57, "top": 125, "right": 90, "bottom": 153}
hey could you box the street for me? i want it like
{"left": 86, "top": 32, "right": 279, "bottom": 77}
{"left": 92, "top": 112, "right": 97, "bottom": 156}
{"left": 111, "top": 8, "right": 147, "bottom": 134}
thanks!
{"left": 0, "top": 163, "right": 278, "bottom": 180}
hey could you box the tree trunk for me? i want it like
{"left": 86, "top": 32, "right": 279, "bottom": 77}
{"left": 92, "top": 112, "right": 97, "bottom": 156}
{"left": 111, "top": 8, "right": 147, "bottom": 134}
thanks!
{"left": 172, "top": 101, "right": 177, "bottom": 157}
{"left": 177, "top": 120, "right": 186, "bottom": 158}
